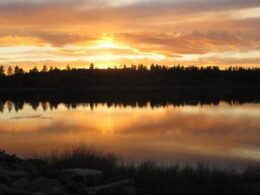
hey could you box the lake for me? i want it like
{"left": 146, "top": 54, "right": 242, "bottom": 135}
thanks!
{"left": 0, "top": 98, "right": 260, "bottom": 169}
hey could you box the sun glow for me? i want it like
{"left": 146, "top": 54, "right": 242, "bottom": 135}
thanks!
{"left": 80, "top": 35, "right": 135, "bottom": 68}
{"left": 92, "top": 36, "right": 125, "bottom": 49}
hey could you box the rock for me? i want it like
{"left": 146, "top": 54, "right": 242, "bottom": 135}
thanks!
{"left": 121, "top": 187, "right": 137, "bottom": 195}
{"left": 48, "top": 178, "right": 62, "bottom": 187}
{"left": 0, "top": 174, "right": 12, "bottom": 184}
{"left": 0, "top": 182, "right": 33, "bottom": 195}
{"left": 0, "top": 151, "right": 36, "bottom": 174}
{"left": 0, "top": 182, "right": 12, "bottom": 194}
{"left": 31, "top": 177, "right": 53, "bottom": 194}
{"left": 62, "top": 169, "right": 103, "bottom": 185}
{"left": 34, "top": 192, "right": 47, "bottom": 195}
{"left": 0, "top": 169, "right": 28, "bottom": 178}
{"left": 27, "top": 159, "right": 47, "bottom": 170}
{"left": 30, "top": 176, "right": 63, "bottom": 193}
{"left": 84, "top": 179, "right": 134, "bottom": 195}
{"left": 51, "top": 185, "right": 67, "bottom": 194}
{"left": 0, "top": 152, "right": 20, "bottom": 165}
{"left": 43, "top": 169, "right": 63, "bottom": 179}
{"left": 9, "top": 188, "right": 33, "bottom": 195}
{"left": 0, "top": 150, "right": 140, "bottom": 195}
{"left": 62, "top": 180, "right": 86, "bottom": 192}
{"left": 11, "top": 177, "right": 32, "bottom": 190}
{"left": 18, "top": 161, "right": 38, "bottom": 174}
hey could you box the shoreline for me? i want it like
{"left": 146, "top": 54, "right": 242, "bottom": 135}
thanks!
{"left": 2, "top": 147, "right": 260, "bottom": 195}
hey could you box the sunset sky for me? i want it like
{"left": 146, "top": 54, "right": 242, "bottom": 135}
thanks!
{"left": 0, "top": 0, "right": 260, "bottom": 69}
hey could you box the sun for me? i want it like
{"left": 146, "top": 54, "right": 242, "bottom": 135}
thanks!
{"left": 96, "top": 38, "right": 117, "bottom": 49}
{"left": 93, "top": 35, "right": 125, "bottom": 49}
{"left": 84, "top": 35, "right": 129, "bottom": 68}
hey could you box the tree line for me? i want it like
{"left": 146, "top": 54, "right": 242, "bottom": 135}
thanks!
{"left": 0, "top": 64, "right": 71, "bottom": 76}
{"left": 0, "top": 64, "right": 259, "bottom": 89}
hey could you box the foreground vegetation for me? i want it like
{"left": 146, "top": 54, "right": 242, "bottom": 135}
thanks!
{"left": 32, "top": 146, "right": 260, "bottom": 195}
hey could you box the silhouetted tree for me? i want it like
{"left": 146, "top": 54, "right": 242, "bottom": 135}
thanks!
{"left": 30, "top": 101, "right": 40, "bottom": 111}
{"left": 66, "top": 64, "right": 71, "bottom": 71}
{"left": 42, "top": 65, "right": 48, "bottom": 72}
{"left": 7, "top": 66, "right": 13, "bottom": 76}
{"left": 131, "top": 64, "right": 137, "bottom": 70}
{"left": 14, "top": 101, "right": 24, "bottom": 112}
{"left": 30, "top": 66, "right": 39, "bottom": 73}
{"left": 41, "top": 102, "right": 49, "bottom": 111}
{"left": 150, "top": 64, "right": 155, "bottom": 71}
{"left": 14, "top": 66, "right": 19, "bottom": 75}
{"left": 0, "top": 66, "right": 5, "bottom": 76}
{"left": 90, "top": 63, "right": 95, "bottom": 70}
{"left": 53, "top": 67, "right": 60, "bottom": 72}
{"left": 6, "top": 101, "right": 13, "bottom": 112}
{"left": 14, "top": 66, "right": 25, "bottom": 75}
{"left": 0, "top": 101, "right": 4, "bottom": 112}
{"left": 138, "top": 64, "right": 147, "bottom": 71}
{"left": 49, "top": 66, "right": 54, "bottom": 72}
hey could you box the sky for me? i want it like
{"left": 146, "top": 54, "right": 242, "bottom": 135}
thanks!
{"left": 0, "top": 0, "right": 260, "bottom": 70}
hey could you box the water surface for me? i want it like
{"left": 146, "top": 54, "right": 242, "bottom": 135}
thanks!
{"left": 0, "top": 100, "right": 260, "bottom": 168}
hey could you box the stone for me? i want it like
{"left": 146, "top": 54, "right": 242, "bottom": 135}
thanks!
{"left": 11, "top": 177, "right": 32, "bottom": 190}
{"left": 18, "top": 161, "right": 38, "bottom": 174}
{"left": 62, "top": 180, "right": 86, "bottom": 192}
{"left": 62, "top": 169, "right": 103, "bottom": 185}
{"left": 27, "top": 159, "right": 47, "bottom": 170}
{"left": 34, "top": 192, "right": 47, "bottom": 195}
{"left": 0, "top": 174, "right": 12, "bottom": 184}
{"left": 51, "top": 185, "right": 67, "bottom": 194}
{"left": 0, "top": 152, "right": 20, "bottom": 165}
{"left": 0, "top": 182, "right": 12, "bottom": 194}
{"left": 31, "top": 177, "right": 53, "bottom": 194}
{"left": 0, "top": 182, "right": 33, "bottom": 195}
{"left": 9, "top": 188, "right": 33, "bottom": 195}
{"left": 0, "top": 169, "right": 28, "bottom": 178}
{"left": 48, "top": 178, "right": 62, "bottom": 187}
{"left": 0, "top": 151, "right": 139, "bottom": 195}
{"left": 43, "top": 169, "right": 63, "bottom": 179}
{"left": 84, "top": 179, "right": 134, "bottom": 195}
{"left": 121, "top": 187, "right": 137, "bottom": 195}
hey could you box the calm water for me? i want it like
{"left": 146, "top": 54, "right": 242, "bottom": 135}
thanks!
{"left": 1, "top": 100, "right": 260, "bottom": 168}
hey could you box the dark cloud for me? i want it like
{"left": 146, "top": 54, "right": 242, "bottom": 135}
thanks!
{"left": 11, "top": 114, "right": 52, "bottom": 120}
{"left": 0, "top": 0, "right": 259, "bottom": 26}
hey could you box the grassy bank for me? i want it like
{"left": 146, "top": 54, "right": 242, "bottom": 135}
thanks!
{"left": 33, "top": 145, "right": 260, "bottom": 195}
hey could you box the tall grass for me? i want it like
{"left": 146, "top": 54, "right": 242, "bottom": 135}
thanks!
{"left": 36, "top": 145, "right": 260, "bottom": 195}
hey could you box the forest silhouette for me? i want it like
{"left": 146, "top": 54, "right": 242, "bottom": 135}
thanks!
{"left": 0, "top": 88, "right": 260, "bottom": 113}
{"left": 0, "top": 64, "right": 259, "bottom": 89}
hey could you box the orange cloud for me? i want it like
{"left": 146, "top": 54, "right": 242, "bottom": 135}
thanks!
{"left": 0, "top": 0, "right": 259, "bottom": 68}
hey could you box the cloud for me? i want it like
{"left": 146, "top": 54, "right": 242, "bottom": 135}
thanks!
{"left": 34, "top": 33, "right": 96, "bottom": 47}
{"left": 0, "top": 0, "right": 259, "bottom": 27}
{"left": 119, "top": 30, "right": 260, "bottom": 56}
{"left": 11, "top": 114, "right": 52, "bottom": 120}
{"left": 0, "top": 0, "right": 259, "bottom": 67}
